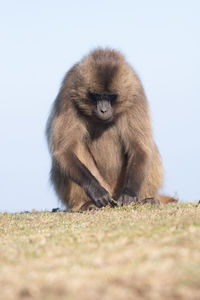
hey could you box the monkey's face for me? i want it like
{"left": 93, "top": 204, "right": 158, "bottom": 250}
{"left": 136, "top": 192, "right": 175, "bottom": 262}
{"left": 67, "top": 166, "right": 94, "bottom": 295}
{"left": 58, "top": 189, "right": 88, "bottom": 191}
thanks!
{"left": 73, "top": 49, "right": 136, "bottom": 121}
{"left": 88, "top": 92, "right": 117, "bottom": 122}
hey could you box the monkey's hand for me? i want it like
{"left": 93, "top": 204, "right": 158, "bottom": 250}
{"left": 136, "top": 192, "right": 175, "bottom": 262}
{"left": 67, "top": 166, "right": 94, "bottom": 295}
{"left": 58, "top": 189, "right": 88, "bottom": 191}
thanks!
{"left": 86, "top": 184, "right": 117, "bottom": 208}
{"left": 117, "top": 190, "right": 139, "bottom": 206}
{"left": 93, "top": 192, "right": 117, "bottom": 208}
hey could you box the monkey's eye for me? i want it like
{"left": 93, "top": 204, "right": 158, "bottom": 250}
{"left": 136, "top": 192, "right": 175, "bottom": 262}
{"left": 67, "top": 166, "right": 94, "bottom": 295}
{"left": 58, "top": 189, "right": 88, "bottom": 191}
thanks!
{"left": 88, "top": 92, "right": 101, "bottom": 101}
{"left": 108, "top": 94, "right": 117, "bottom": 102}
{"left": 89, "top": 92, "right": 117, "bottom": 102}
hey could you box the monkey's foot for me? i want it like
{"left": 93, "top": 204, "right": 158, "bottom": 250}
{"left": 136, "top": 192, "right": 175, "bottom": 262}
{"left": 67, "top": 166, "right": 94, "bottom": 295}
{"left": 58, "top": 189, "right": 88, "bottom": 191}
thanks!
{"left": 79, "top": 201, "right": 100, "bottom": 212}
{"left": 140, "top": 198, "right": 160, "bottom": 205}
{"left": 117, "top": 194, "right": 138, "bottom": 206}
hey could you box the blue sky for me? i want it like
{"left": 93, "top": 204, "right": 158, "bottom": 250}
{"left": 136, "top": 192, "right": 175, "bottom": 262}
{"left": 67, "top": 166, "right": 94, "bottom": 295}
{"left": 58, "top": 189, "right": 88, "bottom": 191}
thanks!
{"left": 0, "top": 0, "right": 199, "bottom": 212}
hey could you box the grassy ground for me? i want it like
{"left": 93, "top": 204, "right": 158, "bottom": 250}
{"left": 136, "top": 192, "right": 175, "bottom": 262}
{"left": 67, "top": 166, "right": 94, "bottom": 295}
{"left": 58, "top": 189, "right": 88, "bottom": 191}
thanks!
{"left": 0, "top": 202, "right": 200, "bottom": 300}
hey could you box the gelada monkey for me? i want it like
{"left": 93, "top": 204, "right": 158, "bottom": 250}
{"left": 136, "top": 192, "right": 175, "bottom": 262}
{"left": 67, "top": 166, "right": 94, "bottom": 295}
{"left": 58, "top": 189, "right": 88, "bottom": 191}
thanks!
{"left": 46, "top": 48, "right": 177, "bottom": 211}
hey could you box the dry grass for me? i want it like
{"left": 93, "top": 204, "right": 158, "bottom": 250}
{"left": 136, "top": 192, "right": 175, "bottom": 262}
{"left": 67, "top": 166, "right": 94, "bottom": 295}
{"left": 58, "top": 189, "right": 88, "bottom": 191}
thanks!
{"left": 0, "top": 202, "right": 200, "bottom": 300}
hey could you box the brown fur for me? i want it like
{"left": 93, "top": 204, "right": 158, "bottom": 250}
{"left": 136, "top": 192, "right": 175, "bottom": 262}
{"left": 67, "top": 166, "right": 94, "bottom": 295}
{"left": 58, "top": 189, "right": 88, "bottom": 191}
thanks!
{"left": 46, "top": 48, "right": 176, "bottom": 211}
{"left": 158, "top": 195, "right": 178, "bottom": 204}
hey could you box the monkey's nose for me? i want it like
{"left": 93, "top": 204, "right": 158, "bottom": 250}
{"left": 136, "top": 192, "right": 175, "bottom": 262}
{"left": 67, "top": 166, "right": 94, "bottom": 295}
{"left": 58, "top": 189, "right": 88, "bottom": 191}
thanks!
{"left": 100, "top": 107, "right": 107, "bottom": 113}
{"left": 97, "top": 100, "right": 110, "bottom": 115}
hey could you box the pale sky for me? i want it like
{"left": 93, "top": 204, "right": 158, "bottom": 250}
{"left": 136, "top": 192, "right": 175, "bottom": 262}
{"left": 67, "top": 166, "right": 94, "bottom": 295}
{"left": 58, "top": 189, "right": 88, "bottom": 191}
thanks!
{"left": 0, "top": 0, "right": 200, "bottom": 212}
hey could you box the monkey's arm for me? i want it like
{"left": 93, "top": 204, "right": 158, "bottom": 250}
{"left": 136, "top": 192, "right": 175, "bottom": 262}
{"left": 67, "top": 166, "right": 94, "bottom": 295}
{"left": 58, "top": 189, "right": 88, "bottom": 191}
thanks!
{"left": 51, "top": 113, "right": 115, "bottom": 208}
{"left": 118, "top": 146, "right": 150, "bottom": 205}
{"left": 117, "top": 115, "right": 152, "bottom": 206}
{"left": 54, "top": 149, "right": 116, "bottom": 208}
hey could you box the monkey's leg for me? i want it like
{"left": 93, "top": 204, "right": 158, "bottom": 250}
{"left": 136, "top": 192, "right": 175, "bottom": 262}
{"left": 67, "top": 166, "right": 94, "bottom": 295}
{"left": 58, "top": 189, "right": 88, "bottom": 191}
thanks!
{"left": 53, "top": 144, "right": 115, "bottom": 211}
{"left": 75, "top": 144, "right": 112, "bottom": 195}
{"left": 139, "top": 196, "right": 178, "bottom": 205}
{"left": 50, "top": 162, "right": 88, "bottom": 211}
{"left": 74, "top": 145, "right": 116, "bottom": 211}
{"left": 52, "top": 168, "right": 109, "bottom": 212}
{"left": 138, "top": 146, "right": 177, "bottom": 205}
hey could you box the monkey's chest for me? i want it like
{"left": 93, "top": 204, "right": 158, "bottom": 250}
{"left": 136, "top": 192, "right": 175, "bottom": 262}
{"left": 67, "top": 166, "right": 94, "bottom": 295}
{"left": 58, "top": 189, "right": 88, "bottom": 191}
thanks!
{"left": 89, "top": 133, "right": 125, "bottom": 186}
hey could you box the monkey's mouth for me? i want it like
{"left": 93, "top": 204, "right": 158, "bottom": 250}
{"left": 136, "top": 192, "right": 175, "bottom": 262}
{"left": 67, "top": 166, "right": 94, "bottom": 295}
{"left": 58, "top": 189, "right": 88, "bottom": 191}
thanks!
{"left": 93, "top": 108, "right": 113, "bottom": 123}
{"left": 94, "top": 113, "right": 113, "bottom": 123}
{"left": 100, "top": 117, "right": 113, "bottom": 123}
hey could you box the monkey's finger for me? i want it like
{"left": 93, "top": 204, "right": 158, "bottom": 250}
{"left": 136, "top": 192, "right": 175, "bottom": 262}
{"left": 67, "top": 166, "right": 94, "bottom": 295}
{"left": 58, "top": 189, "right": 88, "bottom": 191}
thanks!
{"left": 95, "top": 200, "right": 103, "bottom": 208}
{"left": 109, "top": 198, "right": 118, "bottom": 207}
{"left": 133, "top": 196, "right": 139, "bottom": 203}
{"left": 100, "top": 197, "right": 109, "bottom": 207}
{"left": 116, "top": 196, "right": 123, "bottom": 207}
